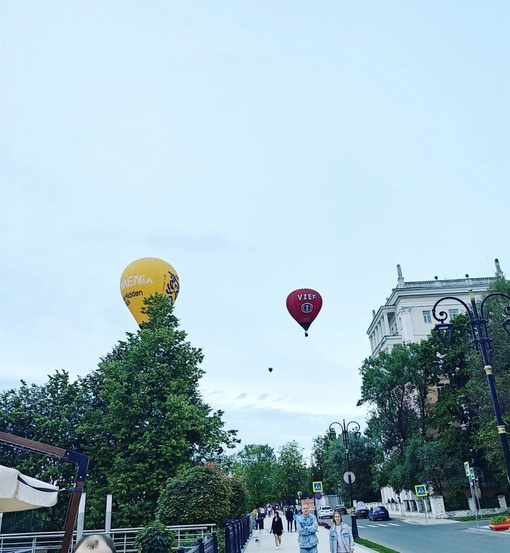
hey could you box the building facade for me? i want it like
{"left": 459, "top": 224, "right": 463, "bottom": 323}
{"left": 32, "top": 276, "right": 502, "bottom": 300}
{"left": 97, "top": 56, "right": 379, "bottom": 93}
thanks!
{"left": 367, "top": 259, "right": 502, "bottom": 357}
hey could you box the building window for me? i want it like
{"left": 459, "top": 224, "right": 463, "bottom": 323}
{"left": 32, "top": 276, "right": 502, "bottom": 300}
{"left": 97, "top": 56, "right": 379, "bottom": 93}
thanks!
{"left": 449, "top": 309, "right": 459, "bottom": 320}
{"left": 422, "top": 310, "right": 432, "bottom": 323}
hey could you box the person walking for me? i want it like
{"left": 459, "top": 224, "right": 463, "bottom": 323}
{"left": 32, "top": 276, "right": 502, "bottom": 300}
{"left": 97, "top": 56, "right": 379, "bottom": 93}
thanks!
{"left": 296, "top": 504, "right": 318, "bottom": 553}
{"left": 270, "top": 511, "right": 284, "bottom": 549}
{"left": 257, "top": 508, "right": 266, "bottom": 530}
{"left": 285, "top": 507, "right": 294, "bottom": 532}
{"left": 329, "top": 512, "right": 354, "bottom": 553}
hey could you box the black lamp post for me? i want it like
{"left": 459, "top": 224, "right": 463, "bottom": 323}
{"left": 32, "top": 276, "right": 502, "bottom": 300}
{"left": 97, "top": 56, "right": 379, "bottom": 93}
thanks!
{"left": 432, "top": 290, "right": 510, "bottom": 485}
{"left": 328, "top": 420, "right": 361, "bottom": 538}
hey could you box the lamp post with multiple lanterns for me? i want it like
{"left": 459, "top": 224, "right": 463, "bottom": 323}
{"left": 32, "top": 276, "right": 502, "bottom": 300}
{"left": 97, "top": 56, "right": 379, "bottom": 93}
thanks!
{"left": 432, "top": 290, "right": 510, "bottom": 485}
{"left": 328, "top": 420, "right": 361, "bottom": 538}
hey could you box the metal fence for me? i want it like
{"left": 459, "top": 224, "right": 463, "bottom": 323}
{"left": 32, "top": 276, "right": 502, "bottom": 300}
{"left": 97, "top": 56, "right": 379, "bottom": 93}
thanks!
{"left": 180, "top": 533, "right": 218, "bottom": 553}
{"left": 224, "top": 516, "right": 251, "bottom": 553}
{"left": 0, "top": 523, "right": 216, "bottom": 552}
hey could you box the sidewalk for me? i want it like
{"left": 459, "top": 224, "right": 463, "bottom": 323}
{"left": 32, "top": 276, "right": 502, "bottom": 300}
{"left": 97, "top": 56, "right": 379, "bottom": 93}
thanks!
{"left": 245, "top": 515, "right": 374, "bottom": 553}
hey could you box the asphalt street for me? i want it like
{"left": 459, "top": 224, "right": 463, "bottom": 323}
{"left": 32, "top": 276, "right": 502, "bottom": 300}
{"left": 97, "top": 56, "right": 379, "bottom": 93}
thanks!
{"left": 353, "top": 514, "right": 510, "bottom": 553}
{"left": 246, "top": 512, "right": 510, "bottom": 553}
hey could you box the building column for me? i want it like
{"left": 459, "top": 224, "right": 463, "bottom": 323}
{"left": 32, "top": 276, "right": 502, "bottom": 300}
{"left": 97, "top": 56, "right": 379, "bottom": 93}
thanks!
{"left": 382, "top": 313, "right": 390, "bottom": 336}
{"left": 398, "top": 307, "right": 415, "bottom": 342}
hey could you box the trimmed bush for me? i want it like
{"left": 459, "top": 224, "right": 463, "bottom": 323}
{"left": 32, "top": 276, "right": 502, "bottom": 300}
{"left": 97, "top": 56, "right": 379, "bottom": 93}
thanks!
{"left": 134, "top": 520, "right": 175, "bottom": 553}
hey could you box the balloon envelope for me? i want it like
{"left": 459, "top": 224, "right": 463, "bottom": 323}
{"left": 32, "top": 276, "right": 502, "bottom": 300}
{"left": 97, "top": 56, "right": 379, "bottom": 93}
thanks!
{"left": 120, "top": 257, "right": 179, "bottom": 325}
{"left": 268, "top": 367, "right": 273, "bottom": 373}
{"left": 286, "top": 288, "right": 323, "bottom": 335}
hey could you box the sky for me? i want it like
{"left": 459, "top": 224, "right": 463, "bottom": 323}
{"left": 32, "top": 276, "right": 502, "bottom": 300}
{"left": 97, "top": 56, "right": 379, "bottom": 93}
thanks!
{"left": 1, "top": 1, "right": 509, "bottom": 460}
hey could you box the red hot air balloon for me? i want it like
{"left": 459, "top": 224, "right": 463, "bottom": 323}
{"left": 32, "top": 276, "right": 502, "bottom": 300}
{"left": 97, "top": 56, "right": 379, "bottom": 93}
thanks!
{"left": 286, "top": 289, "right": 323, "bottom": 336}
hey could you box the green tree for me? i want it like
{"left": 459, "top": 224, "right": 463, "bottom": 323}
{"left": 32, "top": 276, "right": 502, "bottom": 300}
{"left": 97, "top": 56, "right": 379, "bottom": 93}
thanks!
{"left": 274, "top": 441, "right": 308, "bottom": 505}
{"left": 357, "top": 343, "right": 433, "bottom": 454}
{"left": 321, "top": 433, "right": 381, "bottom": 505}
{"left": 78, "top": 295, "right": 238, "bottom": 527}
{"left": 231, "top": 444, "right": 277, "bottom": 508}
{"left": 157, "top": 463, "right": 232, "bottom": 526}
{"left": 0, "top": 371, "right": 88, "bottom": 532}
{"left": 228, "top": 475, "right": 249, "bottom": 518}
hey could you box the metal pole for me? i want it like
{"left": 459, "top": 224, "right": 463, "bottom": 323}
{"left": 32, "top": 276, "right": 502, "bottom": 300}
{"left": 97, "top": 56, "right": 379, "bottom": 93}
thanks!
{"left": 344, "top": 439, "right": 359, "bottom": 538}
{"left": 471, "top": 296, "right": 510, "bottom": 485}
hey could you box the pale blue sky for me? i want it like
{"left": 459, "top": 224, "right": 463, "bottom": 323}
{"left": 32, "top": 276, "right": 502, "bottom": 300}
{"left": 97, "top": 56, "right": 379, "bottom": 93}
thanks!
{"left": 1, "top": 1, "right": 508, "bottom": 457}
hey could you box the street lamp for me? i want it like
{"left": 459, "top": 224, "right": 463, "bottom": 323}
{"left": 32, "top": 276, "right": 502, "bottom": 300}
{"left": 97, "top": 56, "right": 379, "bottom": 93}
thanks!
{"left": 328, "top": 419, "right": 361, "bottom": 538}
{"left": 432, "top": 290, "right": 510, "bottom": 484}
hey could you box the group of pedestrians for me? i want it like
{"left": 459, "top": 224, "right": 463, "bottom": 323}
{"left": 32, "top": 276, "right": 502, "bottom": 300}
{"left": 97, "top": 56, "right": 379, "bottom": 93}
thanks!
{"left": 258, "top": 504, "right": 354, "bottom": 553}
{"left": 296, "top": 505, "right": 354, "bottom": 553}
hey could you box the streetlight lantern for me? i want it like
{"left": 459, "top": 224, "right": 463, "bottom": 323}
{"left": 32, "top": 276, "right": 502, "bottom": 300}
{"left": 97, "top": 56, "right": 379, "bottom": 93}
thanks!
{"left": 328, "top": 419, "right": 361, "bottom": 538}
{"left": 432, "top": 290, "right": 510, "bottom": 484}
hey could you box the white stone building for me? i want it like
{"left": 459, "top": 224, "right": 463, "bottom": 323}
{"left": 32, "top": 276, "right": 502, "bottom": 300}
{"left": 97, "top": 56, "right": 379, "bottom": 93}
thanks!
{"left": 365, "top": 259, "right": 505, "bottom": 518}
{"left": 367, "top": 259, "right": 502, "bottom": 357}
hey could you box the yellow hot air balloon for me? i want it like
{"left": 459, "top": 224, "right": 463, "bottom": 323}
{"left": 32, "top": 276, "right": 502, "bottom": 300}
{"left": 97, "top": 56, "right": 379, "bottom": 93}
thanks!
{"left": 120, "top": 257, "right": 179, "bottom": 325}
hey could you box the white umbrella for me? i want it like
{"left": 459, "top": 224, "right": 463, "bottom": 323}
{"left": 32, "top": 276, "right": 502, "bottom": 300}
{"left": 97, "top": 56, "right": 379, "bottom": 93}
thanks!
{"left": 0, "top": 465, "right": 58, "bottom": 512}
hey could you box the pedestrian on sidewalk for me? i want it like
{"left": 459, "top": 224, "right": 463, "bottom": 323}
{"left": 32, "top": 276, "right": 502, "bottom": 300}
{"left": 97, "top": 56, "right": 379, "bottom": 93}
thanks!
{"left": 270, "top": 511, "right": 284, "bottom": 549}
{"left": 285, "top": 507, "right": 294, "bottom": 532}
{"left": 329, "top": 512, "right": 354, "bottom": 553}
{"left": 296, "top": 504, "right": 318, "bottom": 553}
{"left": 257, "top": 508, "right": 266, "bottom": 530}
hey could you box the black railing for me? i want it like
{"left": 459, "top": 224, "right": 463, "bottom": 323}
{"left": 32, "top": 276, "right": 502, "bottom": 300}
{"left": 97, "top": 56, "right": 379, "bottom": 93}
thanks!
{"left": 178, "top": 532, "right": 218, "bottom": 553}
{"left": 225, "top": 516, "right": 251, "bottom": 553}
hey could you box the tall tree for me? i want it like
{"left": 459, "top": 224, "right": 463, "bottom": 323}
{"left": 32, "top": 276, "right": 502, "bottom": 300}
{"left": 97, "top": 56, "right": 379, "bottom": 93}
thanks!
{"left": 357, "top": 343, "right": 435, "bottom": 454}
{"left": 274, "top": 441, "right": 308, "bottom": 505}
{"left": 231, "top": 444, "right": 277, "bottom": 508}
{"left": 77, "top": 295, "right": 238, "bottom": 527}
{"left": 321, "top": 433, "right": 381, "bottom": 505}
{"left": 0, "top": 371, "right": 88, "bottom": 531}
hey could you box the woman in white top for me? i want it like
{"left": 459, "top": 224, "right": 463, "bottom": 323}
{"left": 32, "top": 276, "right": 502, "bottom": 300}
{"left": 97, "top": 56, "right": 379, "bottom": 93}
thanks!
{"left": 329, "top": 512, "right": 354, "bottom": 553}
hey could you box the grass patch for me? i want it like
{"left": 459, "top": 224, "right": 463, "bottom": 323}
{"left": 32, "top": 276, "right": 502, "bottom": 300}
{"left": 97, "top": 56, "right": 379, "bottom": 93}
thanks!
{"left": 355, "top": 537, "right": 400, "bottom": 553}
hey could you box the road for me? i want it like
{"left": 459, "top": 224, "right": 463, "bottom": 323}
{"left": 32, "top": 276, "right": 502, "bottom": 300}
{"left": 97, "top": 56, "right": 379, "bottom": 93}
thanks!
{"left": 346, "top": 515, "right": 510, "bottom": 553}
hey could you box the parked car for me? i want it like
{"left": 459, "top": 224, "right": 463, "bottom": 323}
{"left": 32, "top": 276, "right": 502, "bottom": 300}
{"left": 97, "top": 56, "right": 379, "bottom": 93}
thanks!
{"left": 354, "top": 504, "right": 370, "bottom": 518}
{"left": 334, "top": 504, "right": 347, "bottom": 514}
{"left": 318, "top": 505, "right": 334, "bottom": 518}
{"left": 368, "top": 506, "right": 390, "bottom": 521}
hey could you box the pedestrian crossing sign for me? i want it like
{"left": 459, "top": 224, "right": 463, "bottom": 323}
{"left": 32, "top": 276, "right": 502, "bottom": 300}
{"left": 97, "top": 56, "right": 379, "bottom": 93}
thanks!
{"left": 312, "top": 481, "right": 323, "bottom": 493}
{"left": 414, "top": 484, "right": 428, "bottom": 497}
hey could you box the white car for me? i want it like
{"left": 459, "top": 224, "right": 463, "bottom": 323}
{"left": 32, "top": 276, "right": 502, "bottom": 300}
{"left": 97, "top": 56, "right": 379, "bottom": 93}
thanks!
{"left": 318, "top": 505, "right": 334, "bottom": 518}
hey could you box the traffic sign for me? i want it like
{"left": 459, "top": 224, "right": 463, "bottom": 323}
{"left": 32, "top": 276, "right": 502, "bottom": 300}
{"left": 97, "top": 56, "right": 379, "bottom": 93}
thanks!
{"left": 415, "top": 484, "right": 428, "bottom": 497}
{"left": 312, "top": 481, "right": 323, "bottom": 493}
{"left": 343, "top": 471, "right": 356, "bottom": 484}
{"left": 464, "top": 461, "right": 471, "bottom": 477}
{"left": 315, "top": 493, "right": 322, "bottom": 500}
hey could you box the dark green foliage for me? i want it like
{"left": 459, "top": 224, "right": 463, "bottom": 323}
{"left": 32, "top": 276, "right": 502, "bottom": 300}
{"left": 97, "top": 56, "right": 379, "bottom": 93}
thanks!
{"left": 77, "top": 296, "right": 238, "bottom": 527}
{"left": 0, "top": 371, "right": 88, "bottom": 531}
{"left": 319, "top": 432, "right": 381, "bottom": 504}
{"left": 134, "top": 520, "right": 175, "bottom": 553}
{"left": 274, "top": 441, "right": 309, "bottom": 504}
{"left": 228, "top": 476, "right": 249, "bottom": 518}
{"left": 231, "top": 445, "right": 277, "bottom": 507}
{"left": 157, "top": 463, "right": 232, "bottom": 526}
{"left": 0, "top": 295, "right": 238, "bottom": 530}
{"left": 356, "top": 273, "right": 510, "bottom": 503}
